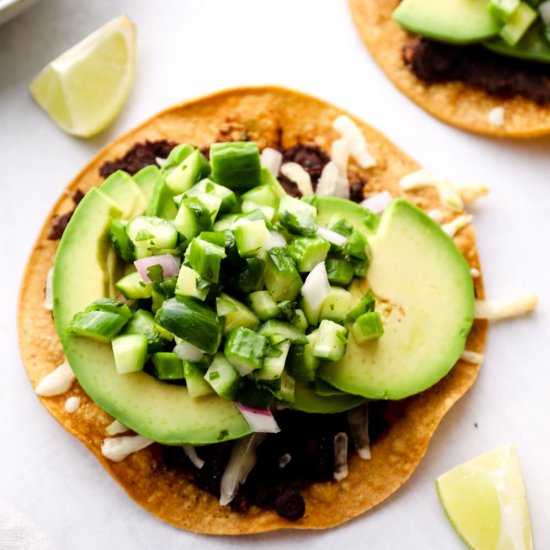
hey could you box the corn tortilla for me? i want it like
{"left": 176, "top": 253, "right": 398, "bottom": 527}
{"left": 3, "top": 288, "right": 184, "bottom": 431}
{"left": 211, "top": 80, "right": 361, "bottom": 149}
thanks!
{"left": 348, "top": 0, "right": 550, "bottom": 138}
{"left": 18, "top": 86, "right": 487, "bottom": 534}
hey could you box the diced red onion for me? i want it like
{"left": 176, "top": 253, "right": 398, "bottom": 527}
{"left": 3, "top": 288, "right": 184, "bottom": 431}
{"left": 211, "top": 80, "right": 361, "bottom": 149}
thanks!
{"left": 333, "top": 432, "right": 349, "bottom": 481}
{"left": 260, "top": 147, "right": 283, "bottom": 177}
{"left": 316, "top": 226, "right": 347, "bottom": 247}
{"left": 183, "top": 445, "right": 205, "bottom": 469}
{"left": 280, "top": 162, "right": 314, "bottom": 196}
{"left": 348, "top": 403, "right": 371, "bottom": 460}
{"left": 301, "top": 262, "right": 331, "bottom": 320}
{"left": 219, "top": 433, "right": 267, "bottom": 505}
{"left": 360, "top": 191, "right": 393, "bottom": 214}
{"left": 540, "top": 0, "right": 550, "bottom": 24}
{"left": 44, "top": 267, "right": 53, "bottom": 311}
{"left": 173, "top": 340, "right": 204, "bottom": 362}
{"left": 236, "top": 403, "right": 280, "bottom": 433}
{"left": 134, "top": 255, "right": 180, "bottom": 283}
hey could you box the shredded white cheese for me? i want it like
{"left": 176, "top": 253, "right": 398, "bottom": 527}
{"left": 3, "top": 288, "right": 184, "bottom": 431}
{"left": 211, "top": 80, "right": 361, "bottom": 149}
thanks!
{"left": 35, "top": 361, "right": 75, "bottom": 397}
{"left": 475, "top": 293, "right": 538, "bottom": 321}
{"left": 400, "top": 170, "right": 464, "bottom": 211}
{"left": 278, "top": 453, "right": 292, "bottom": 468}
{"left": 470, "top": 267, "right": 481, "bottom": 278}
{"left": 44, "top": 267, "right": 54, "bottom": 311}
{"left": 260, "top": 147, "right": 283, "bottom": 177}
{"left": 333, "top": 432, "right": 349, "bottom": 481}
{"left": 442, "top": 214, "right": 473, "bottom": 238}
{"left": 348, "top": 404, "right": 371, "bottom": 460}
{"left": 183, "top": 446, "right": 205, "bottom": 469}
{"left": 459, "top": 183, "right": 490, "bottom": 205}
{"left": 460, "top": 350, "right": 485, "bottom": 364}
{"left": 427, "top": 209, "right": 444, "bottom": 223}
{"left": 64, "top": 396, "right": 80, "bottom": 413}
{"left": 488, "top": 106, "right": 505, "bottom": 127}
{"left": 156, "top": 156, "right": 167, "bottom": 167}
{"left": 316, "top": 161, "right": 339, "bottom": 197}
{"left": 106, "top": 420, "right": 129, "bottom": 436}
{"left": 332, "top": 115, "right": 377, "bottom": 169}
{"left": 280, "top": 162, "right": 314, "bottom": 196}
{"left": 101, "top": 435, "right": 153, "bottom": 462}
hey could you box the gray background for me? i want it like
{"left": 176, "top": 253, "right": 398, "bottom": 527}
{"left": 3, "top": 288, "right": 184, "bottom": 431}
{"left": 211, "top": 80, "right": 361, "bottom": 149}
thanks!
{"left": 1, "top": 0, "right": 549, "bottom": 548}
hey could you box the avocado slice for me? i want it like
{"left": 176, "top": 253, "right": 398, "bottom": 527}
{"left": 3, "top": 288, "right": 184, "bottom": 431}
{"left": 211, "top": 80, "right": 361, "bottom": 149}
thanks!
{"left": 485, "top": 22, "right": 550, "bottom": 63}
{"left": 53, "top": 188, "right": 250, "bottom": 445}
{"left": 393, "top": 0, "right": 501, "bottom": 45}
{"left": 133, "top": 165, "right": 161, "bottom": 202}
{"left": 100, "top": 170, "right": 148, "bottom": 219}
{"left": 291, "top": 382, "right": 365, "bottom": 413}
{"left": 320, "top": 199, "right": 474, "bottom": 400}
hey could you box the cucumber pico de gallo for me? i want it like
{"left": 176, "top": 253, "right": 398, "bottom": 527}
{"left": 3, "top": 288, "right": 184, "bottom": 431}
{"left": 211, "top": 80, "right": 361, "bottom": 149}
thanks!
{"left": 66, "top": 139, "right": 383, "bottom": 428}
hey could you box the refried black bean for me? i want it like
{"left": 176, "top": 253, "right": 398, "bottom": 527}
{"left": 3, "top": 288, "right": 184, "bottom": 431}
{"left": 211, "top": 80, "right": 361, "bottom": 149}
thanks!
{"left": 47, "top": 189, "right": 85, "bottom": 240}
{"left": 275, "top": 487, "right": 306, "bottom": 521}
{"left": 282, "top": 144, "right": 330, "bottom": 185}
{"left": 99, "top": 140, "right": 178, "bottom": 178}
{"left": 404, "top": 37, "right": 550, "bottom": 105}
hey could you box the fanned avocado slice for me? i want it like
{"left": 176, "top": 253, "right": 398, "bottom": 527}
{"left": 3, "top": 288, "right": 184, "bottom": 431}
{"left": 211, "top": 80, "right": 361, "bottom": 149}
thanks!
{"left": 53, "top": 187, "right": 250, "bottom": 445}
{"left": 320, "top": 199, "right": 475, "bottom": 400}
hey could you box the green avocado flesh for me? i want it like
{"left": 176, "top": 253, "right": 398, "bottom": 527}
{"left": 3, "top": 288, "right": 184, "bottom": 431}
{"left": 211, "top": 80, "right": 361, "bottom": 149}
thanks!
{"left": 485, "top": 23, "right": 550, "bottom": 63}
{"left": 292, "top": 382, "right": 365, "bottom": 413}
{"left": 320, "top": 199, "right": 474, "bottom": 400}
{"left": 394, "top": 0, "right": 501, "bottom": 44}
{"left": 53, "top": 188, "right": 250, "bottom": 445}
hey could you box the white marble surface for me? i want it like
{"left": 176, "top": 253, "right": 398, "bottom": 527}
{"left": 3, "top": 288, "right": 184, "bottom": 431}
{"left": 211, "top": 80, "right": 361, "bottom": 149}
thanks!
{"left": 1, "top": 1, "right": 549, "bottom": 548}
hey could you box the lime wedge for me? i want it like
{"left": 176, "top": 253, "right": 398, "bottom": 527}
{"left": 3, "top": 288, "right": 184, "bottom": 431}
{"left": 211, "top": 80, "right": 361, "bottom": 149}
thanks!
{"left": 436, "top": 445, "right": 533, "bottom": 550}
{"left": 30, "top": 15, "right": 136, "bottom": 137}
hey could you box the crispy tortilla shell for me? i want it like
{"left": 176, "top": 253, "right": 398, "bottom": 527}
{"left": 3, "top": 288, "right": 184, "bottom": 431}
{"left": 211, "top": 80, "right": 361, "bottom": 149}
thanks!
{"left": 18, "top": 86, "right": 487, "bottom": 534}
{"left": 349, "top": 0, "right": 550, "bottom": 138}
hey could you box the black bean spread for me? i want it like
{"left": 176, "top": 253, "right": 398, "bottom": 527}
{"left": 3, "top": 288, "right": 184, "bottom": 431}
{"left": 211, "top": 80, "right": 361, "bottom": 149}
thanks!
{"left": 404, "top": 37, "right": 550, "bottom": 104}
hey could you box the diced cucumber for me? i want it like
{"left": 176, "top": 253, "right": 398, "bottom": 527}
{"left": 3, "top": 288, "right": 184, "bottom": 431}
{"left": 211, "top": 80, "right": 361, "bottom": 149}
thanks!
{"left": 213, "top": 214, "right": 238, "bottom": 232}
{"left": 286, "top": 332, "right": 320, "bottom": 382}
{"left": 184, "top": 361, "right": 215, "bottom": 398}
{"left": 154, "top": 297, "right": 222, "bottom": 353}
{"left": 325, "top": 257, "right": 355, "bottom": 286}
{"left": 205, "top": 354, "right": 242, "bottom": 399}
{"left": 255, "top": 338, "right": 291, "bottom": 381}
{"left": 152, "top": 352, "right": 184, "bottom": 380}
{"left": 161, "top": 144, "right": 194, "bottom": 173}
{"left": 151, "top": 289, "right": 165, "bottom": 313}
{"left": 289, "top": 309, "right": 308, "bottom": 332}
{"left": 173, "top": 197, "right": 212, "bottom": 241}
{"left": 185, "top": 237, "right": 227, "bottom": 283}
{"left": 500, "top": 1, "right": 537, "bottom": 45}
{"left": 124, "top": 309, "right": 166, "bottom": 353}
{"left": 260, "top": 166, "right": 287, "bottom": 199}
{"left": 226, "top": 257, "right": 265, "bottom": 294}
{"left": 488, "top": 0, "right": 520, "bottom": 21}
{"left": 288, "top": 237, "right": 330, "bottom": 273}
{"left": 185, "top": 191, "right": 222, "bottom": 221}
{"left": 258, "top": 319, "right": 307, "bottom": 345}
{"left": 352, "top": 311, "right": 384, "bottom": 343}
{"left": 115, "top": 271, "right": 153, "bottom": 300}
{"left": 277, "top": 370, "right": 296, "bottom": 402}
{"left": 312, "top": 320, "right": 348, "bottom": 362}
{"left": 165, "top": 149, "right": 202, "bottom": 194}
{"left": 224, "top": 327, "right": 267, "bottom": 376}
{"left": 247, "top": 291, "right": 280, "bottom": 321}
{"left": 277, "top": 196, "right": 317, "bottom": 236}
{"left": 346, "top": 290, "right": 376, "bottom": 322}
{"left": 216, "top": 293, "right": 260, "bottom": 334}
{"left": 175, "top": 265, "right": 209, "bottom": 301}
{"left": 184, "top": 179, "right": 237, "bottom": 215}
{"left": 241, "top": 184, "right": 278, "bottom": 208}
{"left": 85, "top": 298, "right": 132, "bottom": 321}
{"left": 112, "top": 333, "right": 148, "bottom": 374}
{"left": 146, "top": 178, "right": 178, "bottom": 220}
{"left": 68, "top": 310, "right": 128, "bottom": 343}
{"left": 210, "top": 142, "right": 261, "bottom": 191}
{"left": 126, "top": 216, "right": 178, "bottom": 252}
{"left": 343, "top": 230, "right": 368, "bottom": 261}
{"left": 108, "top": 219, "right": 135, "bottom": 262}
{"left": 233, "top": 219, "right": 270, "bottom": 257}
{"left": 264, "top": 247, "right": 302, "bottom": 301}
{"left": 241, "top": 201, "right": 275, "bottom": 221}
{"left": 320, "top": 287, "right": 353, "bottom": 322}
